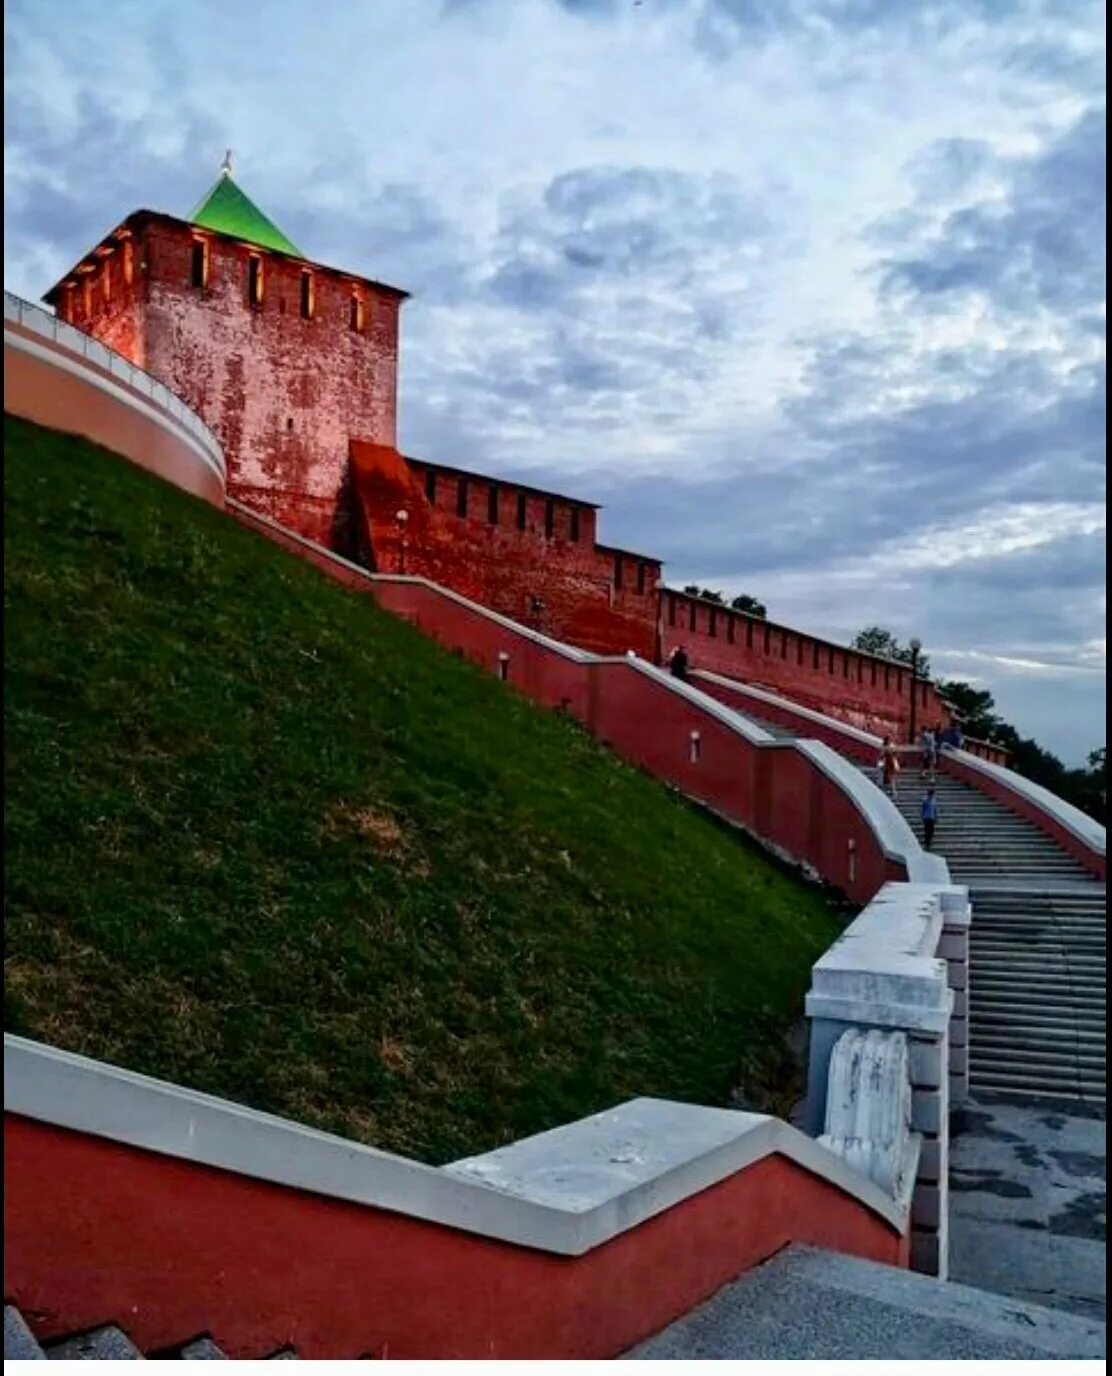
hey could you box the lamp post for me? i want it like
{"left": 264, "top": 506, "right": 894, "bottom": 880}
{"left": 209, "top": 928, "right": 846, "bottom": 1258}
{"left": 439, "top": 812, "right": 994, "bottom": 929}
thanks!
{"left": 908, "top": 637, "right": 922, "bottom": 747}
{"left": 395, "top": 508, "right": 409, "bottom": 574}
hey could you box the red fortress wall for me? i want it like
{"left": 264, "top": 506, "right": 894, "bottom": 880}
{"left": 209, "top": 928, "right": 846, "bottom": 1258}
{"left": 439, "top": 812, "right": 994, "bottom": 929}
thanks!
{"left": 661, "top": 590, "right": 952, "bottom": 741}
{"left": 47, "top": 181, "right": 950, "bottom": 741}
{"left": 351, "top": 441, "right": 662, "bottom": 659}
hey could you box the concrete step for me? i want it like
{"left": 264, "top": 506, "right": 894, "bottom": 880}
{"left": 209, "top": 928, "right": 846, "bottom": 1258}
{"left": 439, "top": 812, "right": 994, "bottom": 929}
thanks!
{"left": 971, "top": 986, "right": 1106, "bottom": 1009}
{"left": 970, "top": 1068, "right": 1106, "bottom": 1100}
{"left": 972, "top": 1007, "right": 1105, "bottom": 1032}
{"left": 972, "top": 971, "right": 1106, "bottom": 989}
{"left": 970, "top": 1044, "right": 1106, "bottom": 1069}
{"left": 973, "top": 953, "right": 1105, "bottom": 968}
{"left": 178, "top": 1338, "right": 229, "bottom": 1360}
{"left": 5, "top": 1306, "right": 45, "bottom": 1360}
{"left": 45, "top": 1327, "right": 144, "bottom": 1360}
{"left": 974, "top": 985, "right": 1100, "bottom": 1007}
{"left": 625, "top": 1245, "right": 1106, "bottom": 1360}
{"left": 972, "top": 947, "right": 1105, "bottom": 964}
{"left": 968, "top": 1026, "right": 1106, "bottom": 1047}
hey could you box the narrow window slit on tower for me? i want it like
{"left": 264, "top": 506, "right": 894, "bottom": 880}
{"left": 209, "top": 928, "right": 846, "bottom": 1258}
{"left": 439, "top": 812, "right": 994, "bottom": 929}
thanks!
{"left": 614, "top": 556, "right": 623, "bottom": 590}
{"left": 456, "top": 479, "right": 469, "bottom": 518}
{"left": 488, "top": 484, "right": 500, "bottom": 524}
{"left": 545, "top": 499, "right": 555, "bottom": 538}
{"left": 689, "top": 731, "right": 701, "bottom": 764}
{"left": 426, "top": 469, "right": 437, "bottom": 504}
{"left": 570, "top": 507, "right": 581, "bottom": 542}
{"left": 517, "top": 492, "right": 528, "bottom": 530}
{"left": 192, "top": 240, "right": 209, "bottom": 289}
{"left": 350, "top": 294, "right": 364, "bottom": 332}
{"left": 248, "top": 255, "right": 263, "bottom": 307}
{"left": 300, "top": 271, "right": 314, "bottom": 319}
{"left": 636, "top": 562, "right": 646, "bottom": 595}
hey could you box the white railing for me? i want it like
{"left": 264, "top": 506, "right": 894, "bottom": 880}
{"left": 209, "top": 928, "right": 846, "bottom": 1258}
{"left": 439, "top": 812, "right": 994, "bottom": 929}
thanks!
{"left": 4, "top": 290, "right": 225, "bottom": 479}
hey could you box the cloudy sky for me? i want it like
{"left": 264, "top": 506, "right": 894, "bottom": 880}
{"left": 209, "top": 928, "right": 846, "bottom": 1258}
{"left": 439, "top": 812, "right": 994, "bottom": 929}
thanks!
{"left": 5, "top": 0, "right": 1105, "bottom": 762}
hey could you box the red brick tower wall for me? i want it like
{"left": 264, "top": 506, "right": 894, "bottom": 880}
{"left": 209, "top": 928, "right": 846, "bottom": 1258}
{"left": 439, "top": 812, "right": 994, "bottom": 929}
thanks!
{"left": 351, "top": 442, "right": 661, "bottom": 659}
{"left": 54, "top": 234, "right": 147, "bottom": 367}
{"left": 56, "top": 213, "right": 404, "bottom": 555}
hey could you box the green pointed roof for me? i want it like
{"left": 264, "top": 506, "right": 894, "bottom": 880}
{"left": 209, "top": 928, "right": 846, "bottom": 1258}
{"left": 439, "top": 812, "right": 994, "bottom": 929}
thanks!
{"left": 190, "top": 168, "right": 304, "bottom": 257}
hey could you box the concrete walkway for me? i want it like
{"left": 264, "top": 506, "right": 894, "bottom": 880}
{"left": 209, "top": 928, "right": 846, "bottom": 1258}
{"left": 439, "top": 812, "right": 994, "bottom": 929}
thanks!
{"left": 950, "top": 1095, "right": 1106, "bottom": 1322}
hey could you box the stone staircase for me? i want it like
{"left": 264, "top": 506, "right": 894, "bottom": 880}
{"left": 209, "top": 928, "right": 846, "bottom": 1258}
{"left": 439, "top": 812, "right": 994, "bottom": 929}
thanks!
{"left": 878, "top": 765, "right": 1097, "bottom": 885}
{"left": 625, "top": 1245, "right": 1106, "bottom": 1359}
{"left": 881, "top": 766, "right": 1105, "bottom": 1103}
{"left": 3, "top": 1307, "right": 299, "bottom": 1360}
{"left": 963, "top": 885, "right": 1105, "bottom": 1101}
{"left": 716, "top": 687, "right": 1106, "bottom": 1104}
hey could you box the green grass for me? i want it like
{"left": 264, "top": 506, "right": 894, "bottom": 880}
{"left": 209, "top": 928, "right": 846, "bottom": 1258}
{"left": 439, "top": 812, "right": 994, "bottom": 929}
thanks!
{"left": 4, "top": 415, "right": 842, "bottom": 1163}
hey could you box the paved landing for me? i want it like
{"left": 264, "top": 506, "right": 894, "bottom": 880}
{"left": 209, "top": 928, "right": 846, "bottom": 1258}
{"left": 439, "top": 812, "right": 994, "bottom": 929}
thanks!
{"left": 624, "top": 1245, "right": 1105, "bottom": 1360}
{"left": 950, "top": 1095, "right": 1106, "bottom": 1322}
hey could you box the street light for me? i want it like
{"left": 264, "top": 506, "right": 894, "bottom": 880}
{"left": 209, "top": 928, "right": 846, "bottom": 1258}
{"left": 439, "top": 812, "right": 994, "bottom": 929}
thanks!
{"left": 395, "top": 508, "right": 409, "bottom": 574}
{"left": 908, "top": 637, "right": 922, "bottom": 746}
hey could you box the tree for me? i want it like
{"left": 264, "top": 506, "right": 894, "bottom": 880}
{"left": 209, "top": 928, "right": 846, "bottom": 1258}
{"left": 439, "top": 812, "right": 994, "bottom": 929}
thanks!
{"left": 682, "top": 585, "right": 726, "bottom": 604}
{"left": 852, "top": 626, "right": 930, "bottom": 677}
{"left": 730, "top": 594, "right": 767, "bottom": 618}
{"left": 935, "top": 680, "right": 999, "bottom": 738}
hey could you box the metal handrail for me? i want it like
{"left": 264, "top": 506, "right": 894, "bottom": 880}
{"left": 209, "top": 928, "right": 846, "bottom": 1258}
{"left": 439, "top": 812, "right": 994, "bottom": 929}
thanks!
{"left": 4, "top": 290, "right": 225, "bottom": 477}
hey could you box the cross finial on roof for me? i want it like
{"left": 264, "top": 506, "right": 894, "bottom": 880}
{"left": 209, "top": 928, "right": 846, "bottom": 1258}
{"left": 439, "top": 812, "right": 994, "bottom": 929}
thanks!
{"left": 221, "top": 149, "right": 234, "bottom": 178}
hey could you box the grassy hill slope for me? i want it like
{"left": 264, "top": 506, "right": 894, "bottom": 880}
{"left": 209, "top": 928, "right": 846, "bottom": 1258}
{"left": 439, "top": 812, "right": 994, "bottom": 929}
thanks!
{"left": 4, "top": 415, "right": 840, "bottom": 1163}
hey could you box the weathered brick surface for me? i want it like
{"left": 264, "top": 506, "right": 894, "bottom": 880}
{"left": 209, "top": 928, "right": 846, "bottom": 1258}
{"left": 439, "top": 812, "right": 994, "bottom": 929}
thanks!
{"left": 55, "top": 211, "right": 404, "bottom": 557}
{"left": 58, "top": 233, "right": 146, "bottom": 365}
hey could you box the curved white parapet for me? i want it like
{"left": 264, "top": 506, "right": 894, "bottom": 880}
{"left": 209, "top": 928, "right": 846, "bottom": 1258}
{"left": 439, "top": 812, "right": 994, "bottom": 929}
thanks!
{"left": 695, "top": 669, "right": 883, "bottom": 750}
{"left": 4, "top": 1034, "right": 909, "bottom": 1251}
{"left": 945, "top": 746, "right": 1106, "bottom": 860}
{"left": 608, "top": 654, "right": 777, "bottom": 746}
{"left": 4, "top": 290, "right": 225, "bottom": 502}
{"left": 819, "top": 1027, "right": 917, "bottom": 1205}
{"left": 798, "top": 740, "right": 951, "bottom": 885}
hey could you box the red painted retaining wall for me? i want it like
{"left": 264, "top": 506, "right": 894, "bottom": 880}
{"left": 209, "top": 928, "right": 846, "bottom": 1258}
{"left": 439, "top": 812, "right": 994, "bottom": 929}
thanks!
{"left": 3, "top": 1114, "right": 904, "bottom": 1360}
{"left": 942, "top": 752, "right": 1105, "bottom": 880}
{"left": 344, "top": 578, "right": 899, "bottom": 904}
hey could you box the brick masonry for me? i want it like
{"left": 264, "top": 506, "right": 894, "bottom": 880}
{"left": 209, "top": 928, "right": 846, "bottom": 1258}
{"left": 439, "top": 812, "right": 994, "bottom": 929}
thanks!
{"left": 49, "top": 211, "right": 405, "bottom": 558}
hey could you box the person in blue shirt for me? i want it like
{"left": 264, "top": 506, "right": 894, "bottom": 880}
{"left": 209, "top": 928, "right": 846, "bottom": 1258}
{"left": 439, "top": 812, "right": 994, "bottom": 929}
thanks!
{"left": 921, "top": 787, "right": 940, "bottom": 850}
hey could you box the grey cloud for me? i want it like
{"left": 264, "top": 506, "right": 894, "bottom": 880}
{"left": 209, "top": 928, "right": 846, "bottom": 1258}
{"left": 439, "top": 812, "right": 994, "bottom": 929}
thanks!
{"left": 904, "top": 138, "right": 995, "bottom": 200}
{"left": 879, "top": 108, "right": 1106, "bottom": 317}
{"left": 4, "top": 86, "right": 226, "bottom": 294}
